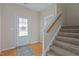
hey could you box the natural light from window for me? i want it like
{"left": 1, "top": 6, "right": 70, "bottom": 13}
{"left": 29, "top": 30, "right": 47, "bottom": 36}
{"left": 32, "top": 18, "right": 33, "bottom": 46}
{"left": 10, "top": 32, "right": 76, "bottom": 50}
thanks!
{"left": 19, "top": 18, "right": 28, "bottom": 36}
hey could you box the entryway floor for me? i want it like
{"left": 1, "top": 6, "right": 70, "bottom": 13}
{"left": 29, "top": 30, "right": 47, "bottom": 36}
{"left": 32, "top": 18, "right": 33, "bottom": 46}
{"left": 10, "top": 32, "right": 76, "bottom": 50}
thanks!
{"left": 0, "top": 42, "right": 42, "bottom": 56}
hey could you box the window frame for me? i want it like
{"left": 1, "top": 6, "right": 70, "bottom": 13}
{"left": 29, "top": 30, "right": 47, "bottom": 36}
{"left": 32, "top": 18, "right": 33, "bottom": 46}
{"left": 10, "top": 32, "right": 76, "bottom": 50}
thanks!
{"left": 18, "top": 17, "right": 29, "bottom": 36}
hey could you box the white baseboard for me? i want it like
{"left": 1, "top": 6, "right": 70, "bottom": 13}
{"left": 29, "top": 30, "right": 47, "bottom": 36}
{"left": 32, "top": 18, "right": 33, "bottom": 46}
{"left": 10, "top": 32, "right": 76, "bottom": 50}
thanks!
{"left": 0, "top": 40, "right": 40, "bottom": 52}
{"left": 30, "top": 40, "right": 40, "bottom": 44}
{"left": 1, "top": 47, "right": 16, "bottom": 52}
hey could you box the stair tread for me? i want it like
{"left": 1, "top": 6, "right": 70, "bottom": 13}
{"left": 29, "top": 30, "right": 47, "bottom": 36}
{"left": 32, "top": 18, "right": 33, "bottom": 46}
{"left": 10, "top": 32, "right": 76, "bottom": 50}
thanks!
{"left": 54, "top": 40, "right": 79, "bottom": 55}
{"left": 57, "top": 36, "right": 79, "bottom": 45}
{"left": 59, "top": 32, "right": 79, "bottom": 39}
{"left": 50, "top": 45, "right": 77, "bottom": 56}
{"left": 46, "top": 26, "right": 79, "bottom": 56}
{"left": 62, "top": 26, "right": 79, "bottom": 29}
{"left": 62, "top": 28, "right": 79, "bottom": 30}
{"left": 46, "top": 50, "right": 57, "bottom": 56}
{"left": 59, "top": 32, "right": 79, "bottom": 34}
{"left": 60, "top": 29, "right": 79, "bottom": 33}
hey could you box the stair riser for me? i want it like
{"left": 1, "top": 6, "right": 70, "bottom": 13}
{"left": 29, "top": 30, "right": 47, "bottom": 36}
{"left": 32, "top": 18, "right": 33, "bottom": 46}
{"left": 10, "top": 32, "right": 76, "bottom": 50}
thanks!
{"left": 46, "top": 50, "right": 58, "bottom": 56}
{"left": 62, "top": 26, "right": 79, "bottom": 29}
{"left": 50, "top": 49, "right": 61, "bottom": 56}
{"left": 54, "top": 42, "right": 79, "bottom": 55}
{"left": 60, "top": 30, "right": 79, "bottom": 33}
{"left": 46, "top": 26, "right": 79, "bottom": 56}
{"left": 50, "top": 46, "right": 76, "bottom": 56}
{"left": 46, "top": 52, "right": 57, "bottom": 56}
{"left": 59, "top": 32, "right": 79, "bottom": 39}
{"left": 56, "top": 37, "right": 79, "bottom": 46}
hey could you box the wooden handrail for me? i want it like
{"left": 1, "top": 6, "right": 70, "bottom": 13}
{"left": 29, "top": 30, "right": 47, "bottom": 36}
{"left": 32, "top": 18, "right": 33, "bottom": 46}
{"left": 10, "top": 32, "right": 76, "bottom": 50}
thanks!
{"left": 47, "top": 13, "right": 62, "bottom": 33}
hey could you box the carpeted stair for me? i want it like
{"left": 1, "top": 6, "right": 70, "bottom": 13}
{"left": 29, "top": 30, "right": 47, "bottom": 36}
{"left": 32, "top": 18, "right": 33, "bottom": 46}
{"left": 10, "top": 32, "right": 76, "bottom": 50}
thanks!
{"left": 46, "top": 26, "right": 79, "bottom": 56}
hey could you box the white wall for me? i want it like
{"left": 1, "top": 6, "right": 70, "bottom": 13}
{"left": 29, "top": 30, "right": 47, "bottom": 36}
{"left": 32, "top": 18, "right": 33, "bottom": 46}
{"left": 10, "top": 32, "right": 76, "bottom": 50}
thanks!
{"left": 1, "top": 4, "right": 40, "bottom": 50}
{"left": 64, "top": 4, "right": 79, "bottom": 26}
{"left": 0, "top": 4, "right": 1, "bottom": 51}
{"left": 40, "top": 4, "right": 57, "bottom": 42}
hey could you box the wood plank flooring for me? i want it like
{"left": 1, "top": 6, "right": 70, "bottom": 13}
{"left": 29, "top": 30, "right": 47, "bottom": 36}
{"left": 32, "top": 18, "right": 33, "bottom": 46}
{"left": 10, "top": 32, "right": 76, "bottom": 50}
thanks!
{"left": 30, "top": 42, "right": 42, "bottom": 56}
{"left": 0, "top": 42, "right": 42, "bottom": 56}
{"left": 0, "top": 48, "right": 16, "bottom": 56}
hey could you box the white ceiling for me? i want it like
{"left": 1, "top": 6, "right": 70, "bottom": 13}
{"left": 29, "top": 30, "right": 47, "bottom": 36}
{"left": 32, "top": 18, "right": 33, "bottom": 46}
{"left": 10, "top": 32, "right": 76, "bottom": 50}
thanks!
{"left": 19, "top": 3, "right": 53, "bottom": 12}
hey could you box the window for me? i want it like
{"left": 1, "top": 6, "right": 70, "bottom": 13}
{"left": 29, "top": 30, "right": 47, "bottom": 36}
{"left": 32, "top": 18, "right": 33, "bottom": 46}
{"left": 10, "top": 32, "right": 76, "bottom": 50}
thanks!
{"left": 19, "top": 18, "right": 28, "bottom": 36}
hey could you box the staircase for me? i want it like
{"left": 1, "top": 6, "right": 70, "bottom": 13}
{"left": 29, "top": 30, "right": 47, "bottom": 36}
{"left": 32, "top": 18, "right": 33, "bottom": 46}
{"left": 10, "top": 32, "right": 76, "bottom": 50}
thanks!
{"left": 46, "top": 26, "right": 79, "bottom": 56}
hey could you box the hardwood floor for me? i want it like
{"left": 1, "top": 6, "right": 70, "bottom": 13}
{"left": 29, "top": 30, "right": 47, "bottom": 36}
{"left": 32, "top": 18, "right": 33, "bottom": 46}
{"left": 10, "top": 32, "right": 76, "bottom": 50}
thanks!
{"left": 30, "top": 42, "right": 42, "bottom": 56}
{"left": 0, "top": 42, "right": 42, "bottom": 56}
{"left": 0, "top": 49, "right": 16, "bottom": 56}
